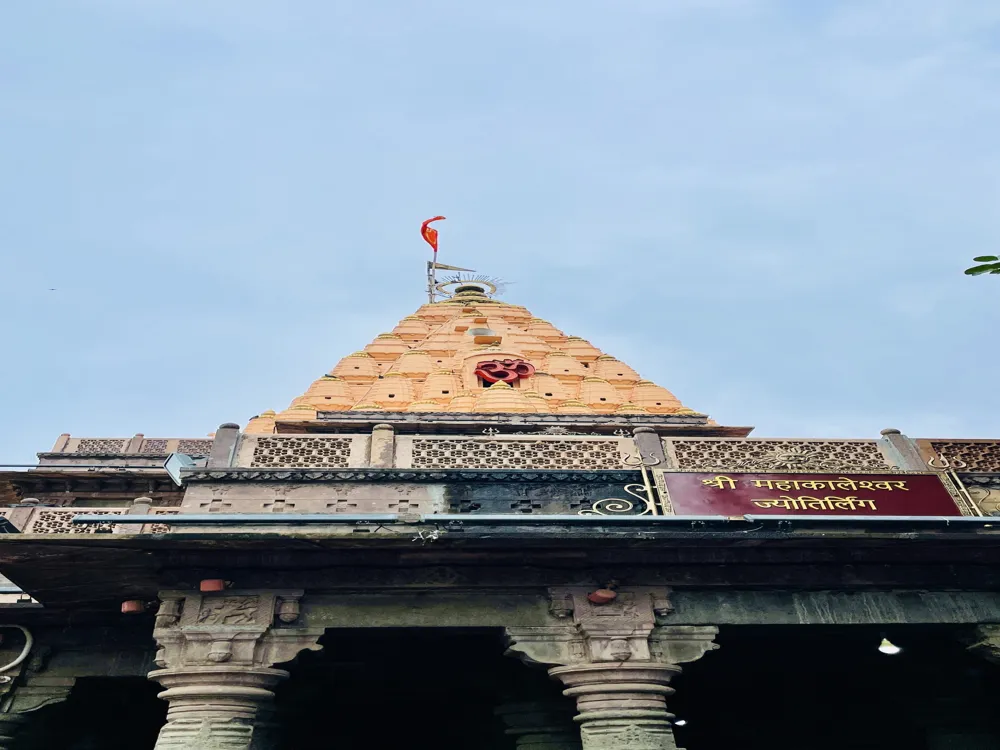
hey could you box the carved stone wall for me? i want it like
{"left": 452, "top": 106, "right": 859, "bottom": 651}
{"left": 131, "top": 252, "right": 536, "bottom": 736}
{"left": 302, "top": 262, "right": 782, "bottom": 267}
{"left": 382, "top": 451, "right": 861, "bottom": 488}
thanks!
{"left": 403, "top": 437, "right": 629, "bottom": 470}
{"left": 179, "top": 482, "right": 450, "bottom": 515}
{"left": 665, "top": 438, "right": 890, "bottom": 471}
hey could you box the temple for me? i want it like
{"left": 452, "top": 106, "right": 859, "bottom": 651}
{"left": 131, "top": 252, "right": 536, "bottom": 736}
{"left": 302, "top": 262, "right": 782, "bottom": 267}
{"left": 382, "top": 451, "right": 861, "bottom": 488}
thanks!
{"left": 1, "top": 279, "right": 1000, "bottom": 750}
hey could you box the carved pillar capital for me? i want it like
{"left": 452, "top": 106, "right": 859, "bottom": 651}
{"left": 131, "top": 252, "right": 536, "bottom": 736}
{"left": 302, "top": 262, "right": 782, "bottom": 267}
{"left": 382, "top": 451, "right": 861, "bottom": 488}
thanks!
{"left": 506, "top": 589, "right": 718, "bottom": 750}
{"left": 152, "top": 589, "right": 321, "bottom": 670}
{"left": 508, "top": 587, "right": 692, "bottom": 667}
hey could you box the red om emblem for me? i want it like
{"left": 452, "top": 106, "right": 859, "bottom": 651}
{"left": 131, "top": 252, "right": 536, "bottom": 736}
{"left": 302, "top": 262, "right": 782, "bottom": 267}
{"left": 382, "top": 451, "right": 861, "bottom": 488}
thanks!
{"left": 475, "top": 358, "right": 536, "bottom": 384}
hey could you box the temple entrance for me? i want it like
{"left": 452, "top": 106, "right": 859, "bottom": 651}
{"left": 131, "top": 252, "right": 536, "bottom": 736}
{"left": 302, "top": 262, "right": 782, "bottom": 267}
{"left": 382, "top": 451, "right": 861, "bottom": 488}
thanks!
{"left": 671, "top": 625, "right": 1000, "bottom": 750}
{"left": 274, "top": 628, "right": 561, "bottom": 750}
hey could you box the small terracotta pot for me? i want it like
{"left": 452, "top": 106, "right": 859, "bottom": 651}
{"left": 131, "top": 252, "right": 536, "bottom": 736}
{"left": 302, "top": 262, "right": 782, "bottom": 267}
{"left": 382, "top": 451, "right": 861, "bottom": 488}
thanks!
{"left": 587, "top": 589, "right": 618, "bottom": 605}
{"left": 121, "top": 600, "right": 146, "bottom": 614}
{"left": 199, "top": 579, "right": 227, "bottom": 592}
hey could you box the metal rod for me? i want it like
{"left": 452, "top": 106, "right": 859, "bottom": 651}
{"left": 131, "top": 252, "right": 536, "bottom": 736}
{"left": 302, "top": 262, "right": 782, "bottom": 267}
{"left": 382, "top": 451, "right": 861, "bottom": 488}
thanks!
{"left": 71, "top": 513, "right": 999, "bottom": 528}
{"left": 77, "top": 513, "right": 730, "bottom": 526}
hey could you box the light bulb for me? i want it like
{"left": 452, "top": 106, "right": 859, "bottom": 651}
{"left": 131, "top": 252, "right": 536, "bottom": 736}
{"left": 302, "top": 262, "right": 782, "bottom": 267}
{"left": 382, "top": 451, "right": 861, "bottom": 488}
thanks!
{"left": 878, "top": 637, "right": 902, "bottom": 655}
{"left": 674, "top": 720, "right": 688, "bottom": 727}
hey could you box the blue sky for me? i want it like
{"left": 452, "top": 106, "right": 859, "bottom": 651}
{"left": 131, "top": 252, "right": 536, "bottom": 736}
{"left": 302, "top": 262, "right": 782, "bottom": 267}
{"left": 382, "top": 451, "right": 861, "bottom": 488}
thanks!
{"left": 2, "top": 1, "right": 999, "bottom": 463}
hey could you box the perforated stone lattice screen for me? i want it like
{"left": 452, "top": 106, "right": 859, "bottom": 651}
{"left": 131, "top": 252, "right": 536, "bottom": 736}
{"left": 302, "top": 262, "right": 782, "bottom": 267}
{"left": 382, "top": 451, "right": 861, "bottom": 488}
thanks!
{"left": 74, "top": 439, "right": 128, "bottom": 454}
{"left": 410, "top": 438, "right": 623, "bottom": 469}
{"left": 140, "top": 439, "right": 169, "bottom": 454}
{"left": 24, "top": 509, "right": 125, "bottom": 534}
{"left": 250, "top": 437, "right": 353, "bottom": 468}
{"left": 930, "top": 442, "right": 1000, "bottom": 473}
{"left": 669, "top": 439, "right": 889, "bottom": 471}
{"left": 176, "top": 439, "right": 213, "bottom": 455}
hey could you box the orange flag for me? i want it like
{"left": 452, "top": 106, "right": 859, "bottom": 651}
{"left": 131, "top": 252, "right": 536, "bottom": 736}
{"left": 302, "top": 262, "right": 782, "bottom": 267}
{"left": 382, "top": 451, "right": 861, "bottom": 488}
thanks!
{"left": 420, "top": 216, "right": 446, "bottom": 254}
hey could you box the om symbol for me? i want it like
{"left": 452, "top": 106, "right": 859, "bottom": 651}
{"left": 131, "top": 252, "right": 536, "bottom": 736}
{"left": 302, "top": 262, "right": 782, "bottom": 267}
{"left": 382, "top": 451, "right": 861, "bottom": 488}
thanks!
{"left": 475, "top": 359, "right": 536, "bottom": 384}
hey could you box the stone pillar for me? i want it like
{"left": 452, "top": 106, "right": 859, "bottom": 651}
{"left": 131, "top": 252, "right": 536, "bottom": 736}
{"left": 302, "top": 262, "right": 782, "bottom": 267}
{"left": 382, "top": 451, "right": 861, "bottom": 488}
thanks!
{"left": 507, "top": 588, "right": 718, "bottom": 750}
{"left": 631, "top": 428, "right": 667, "bottom": 468}
{"left": 208, "top": 423, "right": 241, "bottom": 468}
{"left": 369, "top": 424, "right": 395, "bottom": 468}
{"left": 495, "top": 700, "right": 582, "bottom": 750}
{"left": 878, "top": 428, "right": 927, "bottom": 471}
{"left": 150, "top": 589, "right": 322, "bottom": 750}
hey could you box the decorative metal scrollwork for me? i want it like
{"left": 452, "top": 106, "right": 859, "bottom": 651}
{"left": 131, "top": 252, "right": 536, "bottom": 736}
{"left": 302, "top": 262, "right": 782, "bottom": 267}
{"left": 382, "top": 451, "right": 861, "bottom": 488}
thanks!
{"left": 579, "top": 452, "right": 665, "bottom": 516}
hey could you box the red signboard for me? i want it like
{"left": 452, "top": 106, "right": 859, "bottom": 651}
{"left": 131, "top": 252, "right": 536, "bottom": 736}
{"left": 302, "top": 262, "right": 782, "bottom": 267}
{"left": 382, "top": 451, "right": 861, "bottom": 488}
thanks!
{"left": 659, "top": 472, "right": 967, "bottom": 517}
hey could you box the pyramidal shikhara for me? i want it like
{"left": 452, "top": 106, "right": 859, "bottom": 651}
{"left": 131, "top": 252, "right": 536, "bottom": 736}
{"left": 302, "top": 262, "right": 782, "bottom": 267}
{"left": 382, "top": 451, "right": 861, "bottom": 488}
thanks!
{"left": 247, "top": 281, "right": 703, "bottom": 433}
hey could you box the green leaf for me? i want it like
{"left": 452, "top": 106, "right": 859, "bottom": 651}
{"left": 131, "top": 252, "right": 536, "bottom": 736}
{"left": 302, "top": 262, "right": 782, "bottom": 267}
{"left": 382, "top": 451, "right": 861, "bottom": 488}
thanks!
{"left": 973, "top": 255, "right": 999, "bottom": 262}
{"left": 965, "top": 264, "right": 1000, "bottom": 276}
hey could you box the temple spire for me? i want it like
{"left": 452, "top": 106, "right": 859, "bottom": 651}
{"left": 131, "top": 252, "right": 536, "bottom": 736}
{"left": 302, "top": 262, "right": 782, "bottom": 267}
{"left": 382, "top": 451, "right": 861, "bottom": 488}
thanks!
{"left": 246, "top": 285, "right": 703, "bottom": 433}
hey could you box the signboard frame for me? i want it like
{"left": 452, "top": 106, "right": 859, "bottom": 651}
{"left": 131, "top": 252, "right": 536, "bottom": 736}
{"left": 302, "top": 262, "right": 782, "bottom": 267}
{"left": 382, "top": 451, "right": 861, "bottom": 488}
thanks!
{"left": 651, "top": 469, "right": 976, "bottom": 517}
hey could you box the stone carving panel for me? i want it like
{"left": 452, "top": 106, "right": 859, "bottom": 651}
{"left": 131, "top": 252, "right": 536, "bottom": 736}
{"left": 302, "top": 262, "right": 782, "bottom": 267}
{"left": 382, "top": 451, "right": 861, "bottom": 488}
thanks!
{"left": 250, "top": 437, "right": 352, "bottom": 468}
{"left": 197, "top": 597, "right": 261, "bottom": 626}
{"left": 411, "top": 438, "right": 623, "bottom": 469}
{"left": 668, "top": 439, "right": 888, "bottom": 471}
